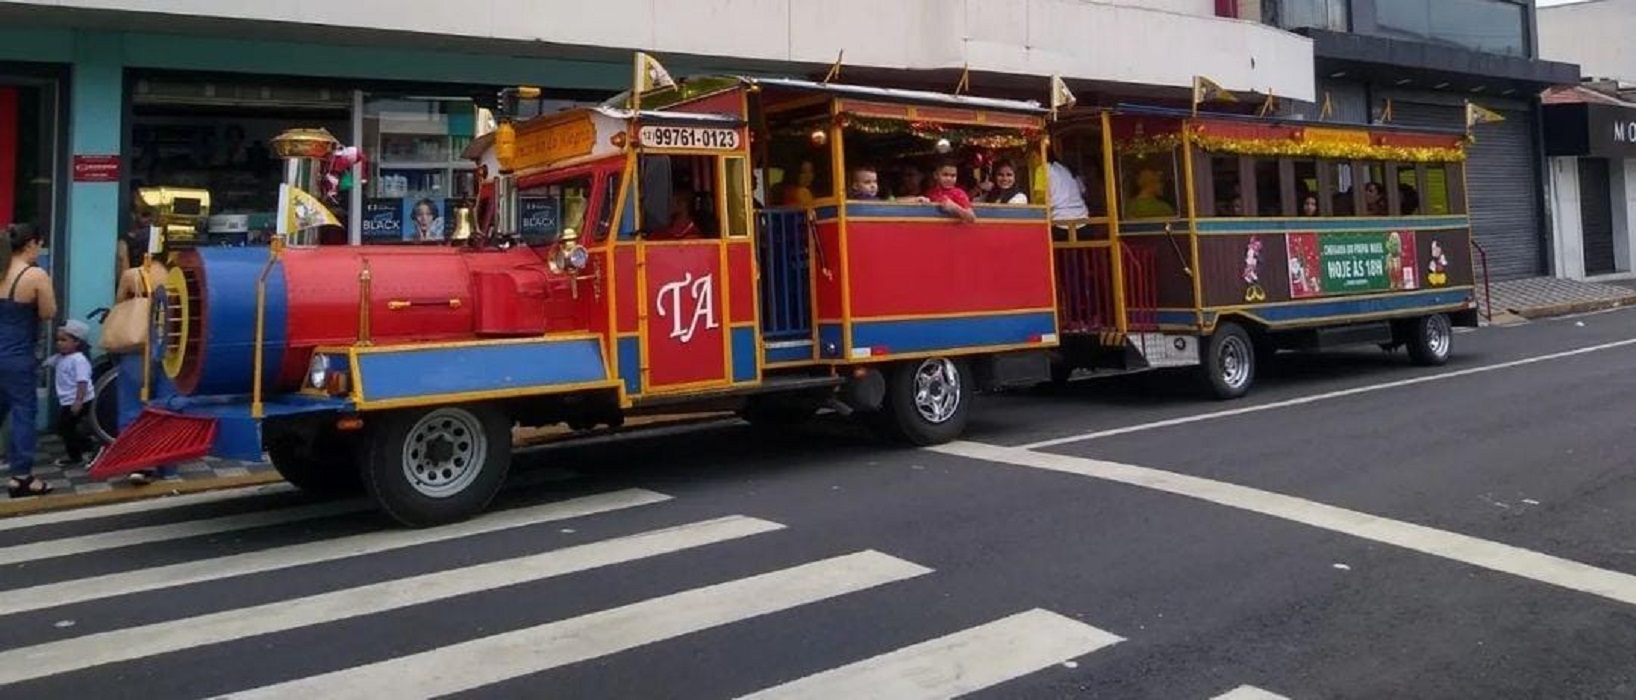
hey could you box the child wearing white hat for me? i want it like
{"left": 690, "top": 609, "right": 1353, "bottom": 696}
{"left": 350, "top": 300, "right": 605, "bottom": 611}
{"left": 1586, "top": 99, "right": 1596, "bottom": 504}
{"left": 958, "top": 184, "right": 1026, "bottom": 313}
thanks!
{"left": 48, "top": 319, "right": 96, "bottom": 466}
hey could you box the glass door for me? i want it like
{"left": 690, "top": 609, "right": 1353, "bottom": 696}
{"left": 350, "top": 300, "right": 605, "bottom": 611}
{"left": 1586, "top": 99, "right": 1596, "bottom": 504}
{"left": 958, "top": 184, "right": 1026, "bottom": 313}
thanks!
{"left": 0, "top": 78, "right": 61, "bottom": 283}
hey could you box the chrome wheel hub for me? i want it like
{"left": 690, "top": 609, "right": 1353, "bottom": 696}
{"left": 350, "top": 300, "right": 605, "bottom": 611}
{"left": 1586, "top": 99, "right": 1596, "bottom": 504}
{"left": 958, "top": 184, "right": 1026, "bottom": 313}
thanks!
{"left": 912, "top": 359, "right": 962, "bottom": 425}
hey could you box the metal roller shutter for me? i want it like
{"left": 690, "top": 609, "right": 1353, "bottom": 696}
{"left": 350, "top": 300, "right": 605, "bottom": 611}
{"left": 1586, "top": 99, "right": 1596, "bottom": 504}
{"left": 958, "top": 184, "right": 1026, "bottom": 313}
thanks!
{"left": 1391, "top": 101, "right": 1544, "bottom": 281}
{"left": 1578, "top": 158, "right": 1616, "bottom": 275}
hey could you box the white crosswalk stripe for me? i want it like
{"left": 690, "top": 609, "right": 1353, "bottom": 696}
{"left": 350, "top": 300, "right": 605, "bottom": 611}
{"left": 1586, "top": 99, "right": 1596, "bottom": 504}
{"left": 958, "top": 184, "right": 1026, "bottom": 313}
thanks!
{"left": 0, "top": 515, "right": 783, "bottom": 685}
{"left": 0, "top": 488, "right": 671, "bottom": 615}
{"left": 220, "top": 551, "right": 935, "bottom": 700}
{"left": 736, "top": 608, "right": 1124, "bottom": 700}
{"left": 0, "top": 484, "right": 300, "bottom": 532}
{"left": 1214, "top": 685, "right": 1291, "bottom": 700}
{"left": 0, "top": 500, "right": 365, "bottom": 565}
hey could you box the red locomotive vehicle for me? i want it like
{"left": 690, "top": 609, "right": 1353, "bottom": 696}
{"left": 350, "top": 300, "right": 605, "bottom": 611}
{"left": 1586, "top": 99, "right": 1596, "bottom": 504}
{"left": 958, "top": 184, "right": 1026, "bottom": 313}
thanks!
{"left": 92, "top": 71, "right": 1061, "bottom": 526}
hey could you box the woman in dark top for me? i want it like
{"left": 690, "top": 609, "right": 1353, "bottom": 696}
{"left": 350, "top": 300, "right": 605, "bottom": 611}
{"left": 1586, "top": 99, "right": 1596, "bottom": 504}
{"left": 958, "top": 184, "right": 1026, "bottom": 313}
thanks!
{"left": 2, "top": 224, "right": 58, "bottom": 497}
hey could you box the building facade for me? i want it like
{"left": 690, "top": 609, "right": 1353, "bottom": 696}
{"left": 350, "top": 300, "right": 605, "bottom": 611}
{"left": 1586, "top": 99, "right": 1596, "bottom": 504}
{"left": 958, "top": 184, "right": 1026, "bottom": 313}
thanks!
{"left": 1538, "top": 0, "right": 1636, "bottom": 280}
{"left": 0, "top": 0, "right": 1314, "bottom": 342}
{"left": 1230, "top": 0, "right": 1580, "bottom": 281}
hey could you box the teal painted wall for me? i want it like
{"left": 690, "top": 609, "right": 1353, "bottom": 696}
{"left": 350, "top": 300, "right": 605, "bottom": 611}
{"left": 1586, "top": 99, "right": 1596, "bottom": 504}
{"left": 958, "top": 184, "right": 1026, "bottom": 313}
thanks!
{"left": 2, "top": 27, "right": 634, "bottom": 344}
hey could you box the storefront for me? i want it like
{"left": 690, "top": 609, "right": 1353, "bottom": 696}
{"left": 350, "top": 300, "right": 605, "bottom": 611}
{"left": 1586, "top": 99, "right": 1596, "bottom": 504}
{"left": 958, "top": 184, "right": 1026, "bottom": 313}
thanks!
{"left": 1544, "top": 96, "right": 1636, "bottom": 280}
{"left": 0, "top": 61, "right": 68, "bottom": 279}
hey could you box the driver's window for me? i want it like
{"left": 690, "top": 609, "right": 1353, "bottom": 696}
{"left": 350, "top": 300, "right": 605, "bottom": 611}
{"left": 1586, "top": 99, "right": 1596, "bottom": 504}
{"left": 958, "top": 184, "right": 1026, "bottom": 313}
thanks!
{"left": 517, "top": 176, "right": 593, "bottom": 247}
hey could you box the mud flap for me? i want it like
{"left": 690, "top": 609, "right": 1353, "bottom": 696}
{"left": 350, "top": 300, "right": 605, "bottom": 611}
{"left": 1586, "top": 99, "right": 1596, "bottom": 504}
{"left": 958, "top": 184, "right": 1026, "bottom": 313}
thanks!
{"left": 87, "top": 407, "right": 219, "bottom": 480}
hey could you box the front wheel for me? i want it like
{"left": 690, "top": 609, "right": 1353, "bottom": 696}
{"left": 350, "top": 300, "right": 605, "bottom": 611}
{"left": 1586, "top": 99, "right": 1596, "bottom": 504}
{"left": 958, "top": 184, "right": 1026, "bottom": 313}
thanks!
{"left": 1200, "top": 322, "right": 1256, "bottom": 400}
{"left": 877, "top": 357, "right": 973, "bottom": 446}
{"left": 362, "top": 404, "right": 513, "bottom": 528}
{"left": 1405, "top": 313, "right": 1453, "bottom": 366}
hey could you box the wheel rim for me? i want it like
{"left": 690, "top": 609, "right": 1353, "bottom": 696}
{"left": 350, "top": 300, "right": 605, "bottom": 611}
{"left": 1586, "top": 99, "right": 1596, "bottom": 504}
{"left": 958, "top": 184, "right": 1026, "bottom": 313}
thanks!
{"left": 912, "top": 359, "right": 962, "bottom": 425}
{"left": 1219, "top": 335, "right": 1252, "bottom": 389}
{"left": 400, "top": 408, "right": 487, "bottom": 499}
{"left": 1425, "top": 316, "right": 1451, "bottom": 358}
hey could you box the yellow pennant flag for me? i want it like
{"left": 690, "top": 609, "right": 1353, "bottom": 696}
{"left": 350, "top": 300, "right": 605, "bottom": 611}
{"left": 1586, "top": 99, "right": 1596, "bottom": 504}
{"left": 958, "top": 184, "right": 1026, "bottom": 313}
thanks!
{"left": 1049, "top": 74, "right": 1077, "bottom": 119}
{"left": 278, "top": 184, "right": 340, "bottom": 240}
{"left": 636, "top": 52, "right": 676, "bottom": 93}
{"left": 1193, "top": 75, "right": 1238, "bottom": 108}
{"left": 1466, "top": 101, "right": 1505, "bottom": 128}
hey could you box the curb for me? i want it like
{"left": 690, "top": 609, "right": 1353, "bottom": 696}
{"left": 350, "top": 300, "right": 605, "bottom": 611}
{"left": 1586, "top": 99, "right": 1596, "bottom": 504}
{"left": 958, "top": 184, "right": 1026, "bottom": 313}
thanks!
{"left": 0, "top": 471, "right": 285, "bottom": 518}
{"left": 1510, "top": 296, "right": 1636, "bottom": 320}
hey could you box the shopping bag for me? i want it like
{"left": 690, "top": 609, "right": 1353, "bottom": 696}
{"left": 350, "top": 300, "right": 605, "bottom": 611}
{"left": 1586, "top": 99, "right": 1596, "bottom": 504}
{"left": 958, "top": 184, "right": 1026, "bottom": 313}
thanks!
{"left": 100, "top": 296, "right": 151, "bottom": 354}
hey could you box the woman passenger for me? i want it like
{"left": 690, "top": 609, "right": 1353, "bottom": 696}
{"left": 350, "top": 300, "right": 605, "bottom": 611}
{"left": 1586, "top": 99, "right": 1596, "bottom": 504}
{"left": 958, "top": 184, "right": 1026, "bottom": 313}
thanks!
{"left": 978, "top": 161, "right": 1029, "bottom": 205}
{"left": 2, "top": 224, "right": 57, "bottom": 498}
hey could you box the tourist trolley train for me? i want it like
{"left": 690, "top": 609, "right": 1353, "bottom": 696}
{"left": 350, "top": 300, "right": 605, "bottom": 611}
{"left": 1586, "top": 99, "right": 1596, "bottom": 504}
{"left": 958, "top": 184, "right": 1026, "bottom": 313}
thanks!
{"left": 91, "top": 64, "right": 1482, "bottom": 526}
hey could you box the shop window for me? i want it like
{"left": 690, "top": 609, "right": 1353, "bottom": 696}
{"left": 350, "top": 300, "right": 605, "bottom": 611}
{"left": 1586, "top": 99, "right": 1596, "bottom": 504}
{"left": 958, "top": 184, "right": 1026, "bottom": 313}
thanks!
{"left": 1119, "top": 150, "right": 1180, "bottom": 220}
{"left": 517, "top": 176, "right": 592, "bottom": 247}
{"left": 362, "top": 96, "right": 478, "bottom": 244}
{"left": 1376, "top": 0, "right": 1527, "bottom": 57}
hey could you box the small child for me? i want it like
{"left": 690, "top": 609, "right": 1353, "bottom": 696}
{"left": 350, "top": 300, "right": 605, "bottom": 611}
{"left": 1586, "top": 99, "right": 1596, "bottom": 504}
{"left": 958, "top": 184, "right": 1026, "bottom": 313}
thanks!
{"left": 924, "top": 161, "right": 977, "bottom": 223}
{"left": 47, "top": 319, "right": 97, "bottom": 467}
{"left": 848, "top": 167, "right": 880, "bottom": 200}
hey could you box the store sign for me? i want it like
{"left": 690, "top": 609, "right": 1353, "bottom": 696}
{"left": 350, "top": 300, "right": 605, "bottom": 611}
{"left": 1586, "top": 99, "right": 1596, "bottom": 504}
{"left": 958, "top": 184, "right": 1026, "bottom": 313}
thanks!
{"left": 515, "top": 116, "right": 597, "bottom": 171}
{"left": 1564, "top": 104, "right": 1636, "bottom": 159}
{"left": 72, "top": 155, "right": 120, "bottom": 183}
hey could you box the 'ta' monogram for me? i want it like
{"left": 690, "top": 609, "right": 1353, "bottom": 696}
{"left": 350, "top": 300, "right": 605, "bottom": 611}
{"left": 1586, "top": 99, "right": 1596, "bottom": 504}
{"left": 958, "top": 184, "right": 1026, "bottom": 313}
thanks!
{"left": 655, "top": 272, "right": 719, "bottom": 343}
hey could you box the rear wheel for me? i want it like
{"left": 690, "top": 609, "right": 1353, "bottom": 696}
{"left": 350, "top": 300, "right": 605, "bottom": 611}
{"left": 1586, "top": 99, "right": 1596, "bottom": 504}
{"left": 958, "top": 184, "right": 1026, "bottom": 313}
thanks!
{"left": 877, "top": 357, "right": 973, "bottom": 446}
{"left": 1200, "top": 322, "right": 1255, "bottom": 400}
{"left": 362, "top": 404, "right": 512, "bottom": 527}
{"left": 1405, "top": 313, "right": 1453, "bottom": 366}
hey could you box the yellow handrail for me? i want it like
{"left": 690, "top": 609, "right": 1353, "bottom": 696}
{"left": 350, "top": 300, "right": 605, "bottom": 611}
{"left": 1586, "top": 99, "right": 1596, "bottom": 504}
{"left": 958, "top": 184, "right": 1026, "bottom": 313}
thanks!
{"left": 251, "top": 236, "right": 285, "bottom": 420}
{"left": 139, "top": 253, "right": 153, "bottom": 403}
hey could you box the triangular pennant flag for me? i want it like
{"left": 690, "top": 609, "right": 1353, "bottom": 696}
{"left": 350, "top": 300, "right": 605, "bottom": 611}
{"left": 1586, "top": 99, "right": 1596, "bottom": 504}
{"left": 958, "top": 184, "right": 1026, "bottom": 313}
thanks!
{"left": 1192, "top": 76, "right": 1239, "bottom": 106}
{"left": 1049, "top": 74, "right": 1077, "bottom": 120}
{"left": 636, "top": 52, "right": 676, "bottom": 93}
{"left": 955, "top": 64, "right": 971, "bottom": 95}
{"left": 1466, "top": 101, "right": 1505, "bottom": 128}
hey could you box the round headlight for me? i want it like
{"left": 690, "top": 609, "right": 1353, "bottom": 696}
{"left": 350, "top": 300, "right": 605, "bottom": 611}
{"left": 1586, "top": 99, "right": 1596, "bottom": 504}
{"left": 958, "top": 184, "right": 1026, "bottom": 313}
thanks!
{"left": 566, "top": 245, "right": 590, "bottom": 270}
{"left": 308, "top": 354, "right": 329, "bottom": 389}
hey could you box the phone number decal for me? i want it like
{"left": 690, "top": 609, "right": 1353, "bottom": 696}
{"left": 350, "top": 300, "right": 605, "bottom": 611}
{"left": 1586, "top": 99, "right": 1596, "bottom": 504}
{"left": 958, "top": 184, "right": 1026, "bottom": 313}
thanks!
{"left": 639, "top": 125, "right": 742, "bottom": 150}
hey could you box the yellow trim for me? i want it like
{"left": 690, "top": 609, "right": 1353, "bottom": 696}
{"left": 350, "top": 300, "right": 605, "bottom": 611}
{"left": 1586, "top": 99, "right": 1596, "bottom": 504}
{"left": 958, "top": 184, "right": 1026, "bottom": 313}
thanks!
{"left": 1101, "top": 111, "right": 1128, "bottom": 336}
{"left": 355, "top": 380, "right": 624, "bottom": 412}
{"left": 717, "top": 159, "right": 736, "bottom": 385}
{"left": 832, "top": 99, "right": 855, "bottom": 361}
{"left": 821, "top": 340, "right": 1058, "bottom": 365}
{"left": 1053, "top": 240, "right": 1114, "bottom": 250}
{"left": 319, "top": 333, "right": 605, "bottom": 355}
{"left": 850, "top": 307, "right": 1057, "bottom": 323}
{"left": 1221, "top": 302, "right": 1475, "bottom": 331}
{"left": 730, "top": 321, "right": 756, "bottom": 328}
{"left": 641, "top": 239, "right": 722, "bottom": 246}
{"left": 349, "top": 352, "right": 366, "bottom": 404}
{"left": 1181, "top": 122, "right": 1204, "bottom": 329}
{"left": 1203, "top": 285, "right": 1477, "bottom": 313}
{"left": 615, "top": 331, "right": 640, "bottom": 339}
{"left": 762, "top": 359, "right": 818, "bottom": 370}
{"left": 839, "top": 216, "right": 1047, "bottom": 225}
{"left": 635, "top": 377, "right": 745, "bottom": 396}
{"left": 636, "top": 230, "right": 652, "bottom": 393}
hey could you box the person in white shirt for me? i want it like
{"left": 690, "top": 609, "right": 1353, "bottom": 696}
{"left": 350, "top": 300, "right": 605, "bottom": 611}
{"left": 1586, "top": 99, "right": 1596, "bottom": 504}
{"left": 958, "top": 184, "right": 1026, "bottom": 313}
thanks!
{"left": 46, "top": 319, "right": 97, "bottom": 466}
{"left": 1047, "top": 156, "right": 1090, "bottom": 241}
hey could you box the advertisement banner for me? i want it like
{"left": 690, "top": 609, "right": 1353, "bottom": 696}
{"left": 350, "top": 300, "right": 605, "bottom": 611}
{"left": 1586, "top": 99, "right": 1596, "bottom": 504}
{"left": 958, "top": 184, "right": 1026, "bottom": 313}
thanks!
{"left": 362, "top": 199, "right": 405, "bottom": 242}
{"left": 518, "top": 196, "right": 560, "bottom": 240}
{"left": 402, "top": 197, "right": 446, "bottom": 241}
{"left": 1287, "top": 231, "right": 1418, "bottom": 299}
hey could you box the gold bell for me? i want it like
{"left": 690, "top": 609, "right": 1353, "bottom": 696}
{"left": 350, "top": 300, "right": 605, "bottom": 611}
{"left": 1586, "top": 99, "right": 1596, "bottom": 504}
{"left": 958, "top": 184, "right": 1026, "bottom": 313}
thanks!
{"left": 450, "top": 205, "right": 477, "bottom": 241}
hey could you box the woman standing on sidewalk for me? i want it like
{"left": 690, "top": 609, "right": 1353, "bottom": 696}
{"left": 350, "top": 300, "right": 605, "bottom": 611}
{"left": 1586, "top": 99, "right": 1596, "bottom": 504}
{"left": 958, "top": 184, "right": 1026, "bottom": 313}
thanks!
{"left": 112, "top": 239, "right": 179, "bottom": 484}
{"left": 2, "top": 224, "right": 58, "bottom": 498}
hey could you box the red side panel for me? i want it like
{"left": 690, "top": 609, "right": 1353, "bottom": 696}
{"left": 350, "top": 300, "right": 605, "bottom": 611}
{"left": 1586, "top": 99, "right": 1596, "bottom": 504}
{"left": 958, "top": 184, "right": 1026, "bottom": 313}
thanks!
{"left": 814, "top": 221, "right": 845, "bottom": 321}
{"left": 615, "top": 245, "right": 640, "bottom": 334}
{"left": 0, "top": 88, "right": 15, "bottom": 226}
{"left": 727, "top": 240, "right": 756, "bottom": 325}
{"left": 642, "top": 244, "right": 728, "bottom": 388}
{"left": 845, "top": 221, "right": 1055, "bottom": 317}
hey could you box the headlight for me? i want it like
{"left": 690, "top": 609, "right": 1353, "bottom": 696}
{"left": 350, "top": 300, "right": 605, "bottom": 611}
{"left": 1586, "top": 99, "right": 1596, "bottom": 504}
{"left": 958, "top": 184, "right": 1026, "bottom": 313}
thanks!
{"left": 308, "top": 354, "right": 329, "bottom": 389}
{"left": 566, "top": 245, "right": 590, "bottom": 270}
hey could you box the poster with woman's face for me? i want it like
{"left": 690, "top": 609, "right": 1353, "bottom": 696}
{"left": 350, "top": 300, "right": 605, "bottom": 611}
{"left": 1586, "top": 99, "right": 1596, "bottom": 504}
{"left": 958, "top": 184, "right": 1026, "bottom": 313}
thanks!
{"left": 403, "top": 198, "right": 445, "bottom": 241}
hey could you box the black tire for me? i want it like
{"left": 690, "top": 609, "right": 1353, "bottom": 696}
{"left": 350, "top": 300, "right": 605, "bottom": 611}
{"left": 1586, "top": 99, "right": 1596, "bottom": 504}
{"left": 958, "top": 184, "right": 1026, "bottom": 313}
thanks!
{"left": 268, "top": 428, "right": 364, "bottom": 496}
{"left": 878, "top": 357, "right": 973, "bottom": 446}
{"left": 738, "top": 392, "right": 824, "bottom": 428}
{"left": 1405, "top": 313, "right": 1453, "bottom": 366}
{"left": 361, "top": 404, "right": 513, "bottom": 528}
{"left": 87, "top": 358, "right": 122, "bottom": 444}
{"left": 1200, "top": 322, "right": 1256, "bottom": 400}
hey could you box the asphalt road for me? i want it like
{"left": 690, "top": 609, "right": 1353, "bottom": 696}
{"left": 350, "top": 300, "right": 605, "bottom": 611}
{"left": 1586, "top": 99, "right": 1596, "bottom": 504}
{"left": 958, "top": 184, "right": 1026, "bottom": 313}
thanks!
{"left": 3, "top": 308, "right": 1636, "bottom": 699}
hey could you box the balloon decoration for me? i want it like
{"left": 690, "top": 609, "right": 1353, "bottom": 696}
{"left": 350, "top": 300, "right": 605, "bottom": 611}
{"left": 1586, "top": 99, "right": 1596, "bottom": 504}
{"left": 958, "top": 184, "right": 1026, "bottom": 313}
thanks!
{"left": 321, "top": 145, "right": 369, "bottom": 203}
{"left": 809, "top": 128, "right": 828, "bottom": 148}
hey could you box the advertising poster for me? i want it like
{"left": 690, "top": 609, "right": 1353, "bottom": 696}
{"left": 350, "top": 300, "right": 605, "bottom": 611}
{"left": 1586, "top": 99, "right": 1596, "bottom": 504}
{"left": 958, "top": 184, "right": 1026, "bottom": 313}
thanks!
{"left": 518, "top": 196, "right": 560, "bottom": 241}
{"left": 402, "top": 197, "right": 446, "bottom": 241}
{"left": 361, "top": 199, "right": 405, "bottom": 242}
{"left": 1286, "top": 231, "right": 1419, "bottom": 299}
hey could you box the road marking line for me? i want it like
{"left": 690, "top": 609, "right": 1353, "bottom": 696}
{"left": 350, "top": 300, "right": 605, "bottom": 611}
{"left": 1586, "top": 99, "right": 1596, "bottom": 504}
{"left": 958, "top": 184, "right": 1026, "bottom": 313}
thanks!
{"left": 0, "top": 483, "right": 299, "bottom": 532}
{"left": 0, "top": 500, "right": 365, "bottom": 565}
{"left": 736, "top": 608, "right": 1123, "bottom": 700}
{"left": 219, "top": 551, "right": 933, "bottom": 700}
{"left": 934, "top": 441, "right": 1636, "bottom": 609}
{"left": 1214, "top": 685, "right": 1291, "bottom": 700}
{"left": 1020, "top": 337, "right": 1636, "bottom": 450}
{"left": 0, "top": 489, "right": 671, "bottom": 616}
{"left": 0, "top": 516, "right": 782, "bottom": 685}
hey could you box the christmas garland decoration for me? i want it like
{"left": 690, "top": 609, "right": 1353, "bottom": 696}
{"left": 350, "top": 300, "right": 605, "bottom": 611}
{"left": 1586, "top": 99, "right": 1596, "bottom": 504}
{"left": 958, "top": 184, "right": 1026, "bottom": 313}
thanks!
{"left": 1110, "top": 128, "right": 1465, "bottom": 163}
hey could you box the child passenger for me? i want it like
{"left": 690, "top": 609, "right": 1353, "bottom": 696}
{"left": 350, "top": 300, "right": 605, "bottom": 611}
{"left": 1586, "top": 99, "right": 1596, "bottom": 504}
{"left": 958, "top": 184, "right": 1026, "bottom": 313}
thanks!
{"left": 924, "top": 161, "right": 977, "bottom": 223}
{"left": 849, "top": 167, "right": 881, "bottom": 200}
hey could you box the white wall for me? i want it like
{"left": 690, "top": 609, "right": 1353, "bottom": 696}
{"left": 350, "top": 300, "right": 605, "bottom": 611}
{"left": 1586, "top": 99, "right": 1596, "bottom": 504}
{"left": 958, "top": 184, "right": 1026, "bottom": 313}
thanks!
{"left": 1540, "top": 0, "right": 1636, "bottom": 80}
{"left": 0, "top": 0, "right": 1315, "bottom": 100}
{"left": 1549, "top": 157, "right": 1587, "bottom": 279}
{"left": 1616, "top": 159, "right": 1636, "bottom": 273}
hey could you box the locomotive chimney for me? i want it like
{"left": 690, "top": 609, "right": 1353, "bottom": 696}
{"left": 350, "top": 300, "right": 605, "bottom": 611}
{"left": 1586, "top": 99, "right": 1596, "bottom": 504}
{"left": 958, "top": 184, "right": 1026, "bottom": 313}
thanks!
{"left": 269, "top": 128, "right": 342, "bottom": 245}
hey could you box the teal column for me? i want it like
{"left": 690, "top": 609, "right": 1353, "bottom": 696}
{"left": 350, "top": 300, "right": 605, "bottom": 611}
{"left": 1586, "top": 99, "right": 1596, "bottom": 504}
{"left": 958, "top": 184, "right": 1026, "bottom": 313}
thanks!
{"left": 65, "top": 32, "right": 123, "bottom": 338}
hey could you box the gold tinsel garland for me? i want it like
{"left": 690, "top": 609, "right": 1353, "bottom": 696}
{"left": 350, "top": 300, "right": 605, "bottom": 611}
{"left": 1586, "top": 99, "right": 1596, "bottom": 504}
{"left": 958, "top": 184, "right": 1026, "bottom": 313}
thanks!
{"left": 1111, "top": 129, "right": 1466, "bottom": 163}
{"left": 831, "top": 115, "right": 1035, "bottom": 149}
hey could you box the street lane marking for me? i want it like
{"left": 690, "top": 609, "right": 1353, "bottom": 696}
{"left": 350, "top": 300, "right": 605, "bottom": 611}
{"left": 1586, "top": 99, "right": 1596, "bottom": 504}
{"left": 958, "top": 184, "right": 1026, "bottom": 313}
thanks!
{"left": 0, "top": 500, "right": 365, "bottom": 565}
{"left": 220, "top": 551, "right": 933, "bottom": 700}
{"left": 0, "top": 489, "right": 671, "bottom": 616}
{"left": 1021, "top": 337, "right": 1636, "bottom": 450}
{"left": 736, "top": 608, "right": 1123, "bottom": 700}
{"left": 935, "top": 441, "right": 1636, "bottom": 609}
{"left": 0, "top": 484, "right": 300, "bottom": 532}
{"left": 1214, "top": 686, "right": 1291, "bottom": 700}
{"left": 0, "top": 516, "right": 782, "bottom": 685}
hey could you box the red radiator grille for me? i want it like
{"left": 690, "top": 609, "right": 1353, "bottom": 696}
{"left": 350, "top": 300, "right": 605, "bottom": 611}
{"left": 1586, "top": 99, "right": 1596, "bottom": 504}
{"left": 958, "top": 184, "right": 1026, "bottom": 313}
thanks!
{"left": 87, "top": 408, "right": 219, "bottom": 480}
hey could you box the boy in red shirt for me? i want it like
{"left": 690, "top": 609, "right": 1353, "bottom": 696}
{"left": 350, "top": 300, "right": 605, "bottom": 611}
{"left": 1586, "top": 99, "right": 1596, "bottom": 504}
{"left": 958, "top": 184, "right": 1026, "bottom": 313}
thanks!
{"left": 923, "top": 161, "right": 977, "bottom": 223}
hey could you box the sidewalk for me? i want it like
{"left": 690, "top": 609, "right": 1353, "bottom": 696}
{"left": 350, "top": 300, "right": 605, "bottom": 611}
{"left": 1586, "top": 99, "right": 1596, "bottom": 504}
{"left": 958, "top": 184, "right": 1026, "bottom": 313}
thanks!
{"left": 1, "top": 412, "right": 735, "bottom": 516}
{"left": 1482, "top": 276, "right": 1636, "bottom": 321}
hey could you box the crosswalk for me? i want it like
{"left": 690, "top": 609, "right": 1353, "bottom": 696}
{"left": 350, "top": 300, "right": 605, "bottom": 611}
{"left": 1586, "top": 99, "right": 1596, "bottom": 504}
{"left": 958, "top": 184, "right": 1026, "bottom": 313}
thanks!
{"left": 0, "top": 468, "right": 1287, "bottom": 699}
